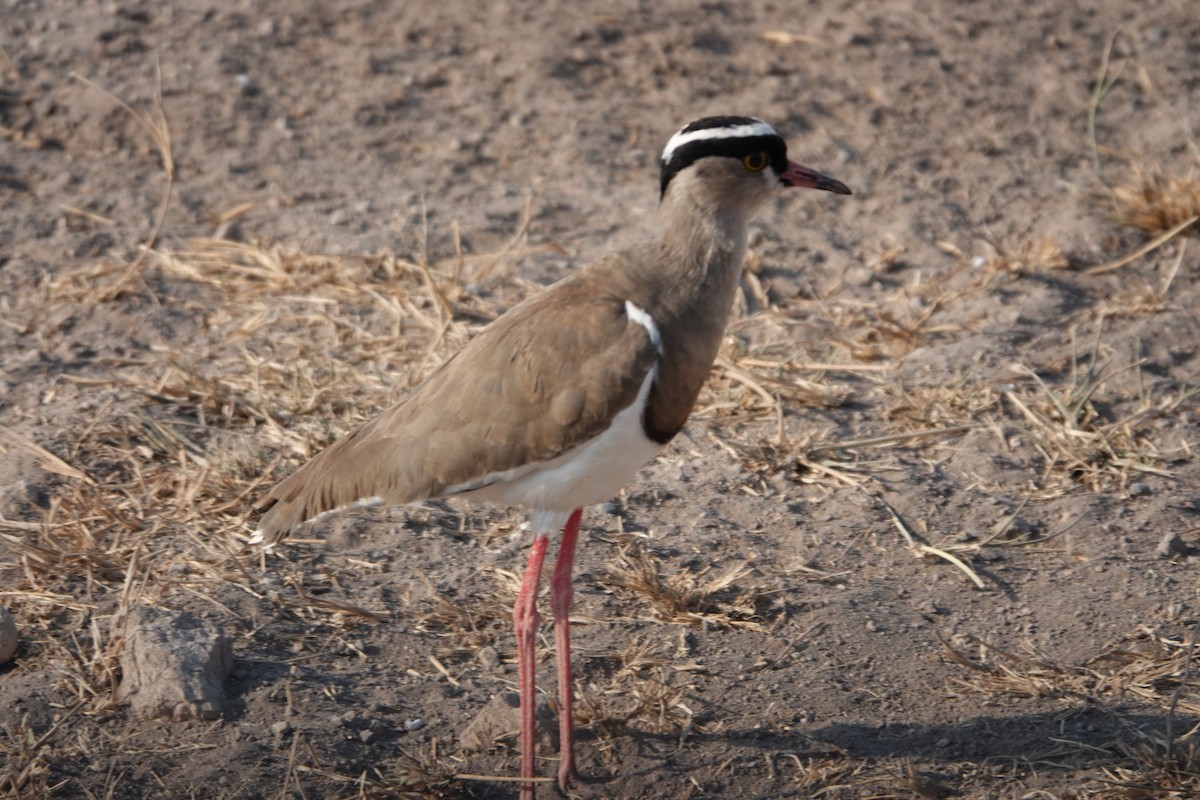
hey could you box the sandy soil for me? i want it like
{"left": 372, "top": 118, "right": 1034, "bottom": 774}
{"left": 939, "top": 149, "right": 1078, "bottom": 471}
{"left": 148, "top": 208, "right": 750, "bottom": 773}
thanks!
{"left": 3, "top": 1, "right": 1200, "bottom": 798}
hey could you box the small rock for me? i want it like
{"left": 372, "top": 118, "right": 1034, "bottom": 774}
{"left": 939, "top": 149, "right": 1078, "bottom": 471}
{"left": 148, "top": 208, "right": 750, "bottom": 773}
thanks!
{"left": 359, "top": 728, "right": 375, "bottom": 743}
{"left": 270, "top": 720, "right": 292, "bottom": 737}
{"left": 1129, "top": 482, "right": 1152, "bottom": 498}
{"left": 460, "top": 693, "right": 554, "bottom": 753}
{"left": 477, "top": 646, "right": 500, "bottom": 669}
{"left": 404, "top": 718, "right": 425, "bottom": 732}
{"left": 233, "top": 74, "right": 257, "bottom": 96}
{"left": 843, "top": 264, "right": 874, "bottom": 287}
{"left": 0, "top": 606, "right": 18, "bottom": 663}
{"left": 115, "top": 606, "right": 233, "bottom": 721}
{"left": 1157, "top": 531, "right": 1189, "bottom": 558}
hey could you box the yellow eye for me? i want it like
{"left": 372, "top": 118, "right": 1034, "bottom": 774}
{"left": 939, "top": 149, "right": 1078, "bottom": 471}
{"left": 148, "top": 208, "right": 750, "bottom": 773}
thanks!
{"left": 742, "top": 152, "right": 769, "bottom": 172}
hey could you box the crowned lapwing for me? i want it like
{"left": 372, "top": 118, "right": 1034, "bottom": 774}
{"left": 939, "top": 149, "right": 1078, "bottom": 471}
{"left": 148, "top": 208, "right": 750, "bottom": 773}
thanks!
{"left": 252, "top": 115, "right": 850, "bottom": 797}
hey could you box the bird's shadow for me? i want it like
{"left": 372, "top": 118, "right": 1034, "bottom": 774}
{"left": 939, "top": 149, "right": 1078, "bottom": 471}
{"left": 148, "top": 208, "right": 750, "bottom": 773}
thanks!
{"left": 537, "top": 704, "right": 1195, "bottom": 799}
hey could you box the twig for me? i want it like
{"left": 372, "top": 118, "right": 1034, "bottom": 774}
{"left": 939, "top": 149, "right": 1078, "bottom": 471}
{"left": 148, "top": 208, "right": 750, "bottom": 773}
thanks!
{"left": 716, "top": 356, "right": 786, "bottom": 443}
{"left": 874, "top": 494, "right": 985, "bottom": 588}
{"left": 809, "top": 425, "right": 974, "bottom": 456}
{"left": 1085, "top": 215, "right": 1198, "bottom": 275}
{"left": 1161, "top": 235, "right": 1188, "bottom": 296}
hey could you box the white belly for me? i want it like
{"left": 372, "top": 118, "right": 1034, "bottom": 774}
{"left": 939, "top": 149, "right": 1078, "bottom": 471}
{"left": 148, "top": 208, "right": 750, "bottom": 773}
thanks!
{"left": 456, "top": 365, "right": 663, "bottom": 520}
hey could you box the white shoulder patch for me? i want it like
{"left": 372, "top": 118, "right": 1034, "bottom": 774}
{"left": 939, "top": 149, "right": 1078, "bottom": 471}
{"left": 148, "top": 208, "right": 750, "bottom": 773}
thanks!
{"left": 661, "top": 118, "right": 777, "bottom": 163}
{"left": 625, "top": 300, "right": 663, "bottom": 354}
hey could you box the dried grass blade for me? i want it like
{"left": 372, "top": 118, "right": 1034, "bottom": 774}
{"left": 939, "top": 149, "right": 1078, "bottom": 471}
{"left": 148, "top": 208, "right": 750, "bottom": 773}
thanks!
{"left": 0, "top": 431, "right": 95, "bottom": 484}
{"left": 915, "top": 544, "right": 985, "bottom": 588}
{"left": 1086, "top": 214, "right": 1198, "bottom": 275}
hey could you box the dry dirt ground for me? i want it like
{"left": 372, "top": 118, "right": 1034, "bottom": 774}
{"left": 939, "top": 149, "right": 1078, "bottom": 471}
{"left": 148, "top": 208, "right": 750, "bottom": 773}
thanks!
{"left": 3, "top": 1, "right": 1200, "bottom": 798}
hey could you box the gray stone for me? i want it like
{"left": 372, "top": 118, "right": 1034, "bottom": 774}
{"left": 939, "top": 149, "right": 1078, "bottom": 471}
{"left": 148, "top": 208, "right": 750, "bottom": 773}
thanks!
{"left": 477, "top": 645, "right": 500, "bottom": 669}
{"left": 115, "top": 605, "right": 233, "bottom": 721}
{"left": 1157, "top": 531, "right": 1189, "bottom": 558}
{"left": 459, "top": 692, "right": 554, "bottom": 753}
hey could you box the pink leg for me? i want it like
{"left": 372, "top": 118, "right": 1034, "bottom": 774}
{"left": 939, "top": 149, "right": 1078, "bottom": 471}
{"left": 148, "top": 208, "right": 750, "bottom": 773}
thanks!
{"left": 514, "top": 533, "right": 549, "bottom": 800}
{"left": 550, "top": 508, "right": 583, "bottom": 793}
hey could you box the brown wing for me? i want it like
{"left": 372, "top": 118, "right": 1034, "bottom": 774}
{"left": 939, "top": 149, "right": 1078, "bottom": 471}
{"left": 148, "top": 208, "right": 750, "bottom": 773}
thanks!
{"left": 253, "top": 274, "right": 659, "bottom": 541}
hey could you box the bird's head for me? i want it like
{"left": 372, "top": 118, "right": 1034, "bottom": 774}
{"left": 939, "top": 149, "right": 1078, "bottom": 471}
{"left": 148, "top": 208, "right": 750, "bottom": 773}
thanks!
{"left": 659, "top": 116, "right": 851, "bottom": 216}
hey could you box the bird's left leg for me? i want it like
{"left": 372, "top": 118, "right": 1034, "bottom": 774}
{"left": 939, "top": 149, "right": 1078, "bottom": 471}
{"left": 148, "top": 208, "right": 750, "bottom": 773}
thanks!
{"left": 549, "top": 508, "right": 583, "bottom": 792}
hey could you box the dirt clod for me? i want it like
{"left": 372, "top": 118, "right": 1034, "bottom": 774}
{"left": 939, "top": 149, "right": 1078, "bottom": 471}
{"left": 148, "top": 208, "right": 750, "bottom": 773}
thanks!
{"left": 460, "top": 692, "right": 555, "bottom": 754}
{"left": 115, "top": 606, "right": 233, "bottom": 721}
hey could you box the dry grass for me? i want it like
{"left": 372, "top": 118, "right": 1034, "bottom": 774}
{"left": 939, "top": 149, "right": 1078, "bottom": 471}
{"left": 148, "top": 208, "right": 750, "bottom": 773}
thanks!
{"left": 416, "top": 569, "right": 520, "bottom": 660}
{"left": 598, "top": 537, "right": 786, "bottom": 629}
{"left": 943, "top": 629, "right": 1200, "bottom": 714}
{"left": 884, "top": 379, "right": 999, "bottom": 430}
{"left": 982, "top": 235, "right": 1070, "bottom": 275}
{"left": 997, "top": 353, "right": 1192, "bottom": 497}
{"left": 0, "top": 227, "right": 558, "bottom": 799}
{"left": 941, "top": 629, "right": 1200, "bottom": 796}
{"left": 1102, "top": 165, "right": 1200, "bottom": 239}
{"left": 1087, "top": 160, "right": 1200, "bottom": 278}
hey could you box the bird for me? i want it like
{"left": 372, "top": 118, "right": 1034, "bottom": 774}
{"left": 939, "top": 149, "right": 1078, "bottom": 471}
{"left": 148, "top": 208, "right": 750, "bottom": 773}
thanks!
{"left": 251, "top": 115, "right": 850, "bottom": 798}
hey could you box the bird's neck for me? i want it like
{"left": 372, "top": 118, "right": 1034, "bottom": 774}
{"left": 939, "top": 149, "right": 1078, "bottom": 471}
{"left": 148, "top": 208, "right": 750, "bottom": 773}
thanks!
{"left": 654, "top": 191, "right": 751, "bottom": 320}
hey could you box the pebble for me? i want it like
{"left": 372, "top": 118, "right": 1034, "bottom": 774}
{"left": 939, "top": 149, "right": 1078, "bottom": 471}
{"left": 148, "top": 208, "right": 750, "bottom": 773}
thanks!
{"left": 233, "top": 74, "right": 257, "bottom": 96}
{"left": 404, "top": 718, "right": 425, "bottom": 732}
{"left": 477, "top": 646, "right": 500, "bottom": 669}
{"left": 270, "top": 720, "right": 292, "bottom": 737}
{"left": 1157, "top": 531, "right": 1188, "bottom": 558}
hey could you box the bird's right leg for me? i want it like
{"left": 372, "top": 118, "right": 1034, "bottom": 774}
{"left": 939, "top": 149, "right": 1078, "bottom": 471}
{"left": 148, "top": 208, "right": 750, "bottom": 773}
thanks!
{"left": 514, "top": 533, "right": 549, "bottom": 800}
